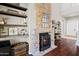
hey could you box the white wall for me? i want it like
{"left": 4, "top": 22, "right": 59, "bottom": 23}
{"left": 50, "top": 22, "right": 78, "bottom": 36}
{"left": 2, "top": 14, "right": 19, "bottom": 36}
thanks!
{"left": 61, "top": 3, "right": 72, "bottom": 12}
{"left": 61, "top": 3, "right": 79, "bottom": 17}
{"left": 25, "top": 3, "right": 36, "bottom": 54}
{"left": 51, "top": 3, "right": 61, "bottom": 21}
{"left": 51, "top": 3, "right": 65, "bottom": 37}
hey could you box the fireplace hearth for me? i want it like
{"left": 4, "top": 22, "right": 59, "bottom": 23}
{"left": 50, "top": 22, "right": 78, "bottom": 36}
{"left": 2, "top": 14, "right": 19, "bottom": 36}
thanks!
{"left": 39, "top": 32, "right": 51, "bottom": 51}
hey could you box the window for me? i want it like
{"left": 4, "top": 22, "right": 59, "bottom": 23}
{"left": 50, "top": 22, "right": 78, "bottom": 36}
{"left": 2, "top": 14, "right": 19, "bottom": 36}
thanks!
{"left": 41, "top": 13, "right": 49, "bottom": 28}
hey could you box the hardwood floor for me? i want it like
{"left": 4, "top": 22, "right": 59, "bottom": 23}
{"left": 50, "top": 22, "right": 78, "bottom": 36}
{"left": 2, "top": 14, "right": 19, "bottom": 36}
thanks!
{"left": 45, "top": 38, "right": 79, "bottom": 56}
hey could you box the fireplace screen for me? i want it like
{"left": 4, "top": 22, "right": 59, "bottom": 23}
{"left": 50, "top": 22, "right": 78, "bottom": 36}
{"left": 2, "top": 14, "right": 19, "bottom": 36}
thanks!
{"left": 39, "top": 32, "right": 51, "bottom": 51}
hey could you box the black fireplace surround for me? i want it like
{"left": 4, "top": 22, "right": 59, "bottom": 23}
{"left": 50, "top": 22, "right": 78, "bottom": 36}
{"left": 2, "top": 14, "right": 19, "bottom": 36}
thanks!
{"left": 39, "top": 32, "right": 51, "bottom": 51}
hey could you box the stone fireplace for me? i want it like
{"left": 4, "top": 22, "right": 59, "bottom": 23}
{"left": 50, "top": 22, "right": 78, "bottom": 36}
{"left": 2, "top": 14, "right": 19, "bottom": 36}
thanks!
{"left": 28, "top": 4, "right": 57, "bottom": 56}
{"left": 39, "top": 32, "right": 51, "bottom": 51}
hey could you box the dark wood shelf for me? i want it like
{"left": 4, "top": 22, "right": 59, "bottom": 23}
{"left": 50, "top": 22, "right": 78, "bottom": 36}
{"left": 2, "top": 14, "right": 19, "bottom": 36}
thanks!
{"left": 0, "top": 34, "right": 29, "bottom": 38}
{"left": 0, "top": 3, "right": 27, "bottom": 11}
{"left": 0, "top": 11, "right": 27, "bottom": 18}
{"left": 0, "top": 24, "right": 27, "bottom": 27}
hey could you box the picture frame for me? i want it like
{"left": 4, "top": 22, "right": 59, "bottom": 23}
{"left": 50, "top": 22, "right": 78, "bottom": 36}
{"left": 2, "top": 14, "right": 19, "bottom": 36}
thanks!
{"left": 9, "top": 28, "right": 18, "bottom": 35}
{"left": 18, "top": 27, "right": 27, "bottom": 35}
{"left": 0, "top": 27, "right": 9, "bottom": 37}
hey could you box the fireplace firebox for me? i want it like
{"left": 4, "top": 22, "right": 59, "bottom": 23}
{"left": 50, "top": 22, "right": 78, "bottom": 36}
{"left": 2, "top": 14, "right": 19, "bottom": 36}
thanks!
{"left": 39, "top": 32, "right": 51, "bottom": 51}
